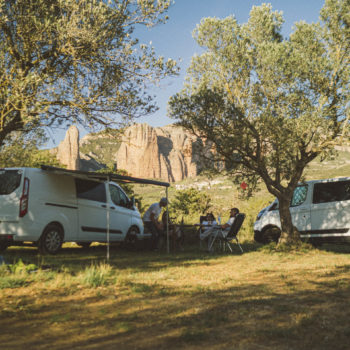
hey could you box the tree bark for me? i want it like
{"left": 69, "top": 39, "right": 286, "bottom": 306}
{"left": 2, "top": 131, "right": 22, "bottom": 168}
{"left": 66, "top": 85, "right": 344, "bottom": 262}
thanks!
{"left": 277, "top": 194, "right": 301, "bottom": 246}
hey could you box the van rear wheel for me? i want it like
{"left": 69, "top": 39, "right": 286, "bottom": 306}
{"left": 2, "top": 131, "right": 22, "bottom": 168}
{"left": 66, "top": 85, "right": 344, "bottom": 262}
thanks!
{"left": 39, "top": 224, "right": 63, "bottom": 255}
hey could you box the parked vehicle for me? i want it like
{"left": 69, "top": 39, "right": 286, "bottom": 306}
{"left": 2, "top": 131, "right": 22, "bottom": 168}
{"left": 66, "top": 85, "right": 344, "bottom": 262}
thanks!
{"left": 0, "top": 167, "right": 145, "bottom": 254}
{"left": 254, "top": 177, "right": 350, "bottom": 245}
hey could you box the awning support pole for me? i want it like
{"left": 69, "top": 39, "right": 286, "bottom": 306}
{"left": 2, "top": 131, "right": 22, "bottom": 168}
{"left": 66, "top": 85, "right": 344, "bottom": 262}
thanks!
{"left": 107, "top": 175, "right": 110, "bottom": 262}
{"left": 166, "top": 187, "right": 169, "bottom": 254}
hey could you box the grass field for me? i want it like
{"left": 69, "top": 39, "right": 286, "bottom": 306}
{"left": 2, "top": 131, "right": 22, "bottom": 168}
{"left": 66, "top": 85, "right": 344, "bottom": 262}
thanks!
{"left": 1, "top": 243, "right": 350, "bottom": 350}
{"left": 1, "top": 150, "right": 349, "bottom": 349}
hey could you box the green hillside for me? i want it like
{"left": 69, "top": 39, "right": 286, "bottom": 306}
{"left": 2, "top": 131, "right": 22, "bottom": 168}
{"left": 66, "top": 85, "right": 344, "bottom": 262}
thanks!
{"left": 80, "top": 129, "right": 122, "bottom": 167}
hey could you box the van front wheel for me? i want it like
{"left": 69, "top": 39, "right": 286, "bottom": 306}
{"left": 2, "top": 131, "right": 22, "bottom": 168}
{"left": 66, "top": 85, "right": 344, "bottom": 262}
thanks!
{"left": 123, "top": 226, "right": 139, "bottom": 250}
{"left": 39, "top": 224, "right": 63, "bottom": 255}
{"left": 261, "top": 226, "right": 281, "bottom": 244}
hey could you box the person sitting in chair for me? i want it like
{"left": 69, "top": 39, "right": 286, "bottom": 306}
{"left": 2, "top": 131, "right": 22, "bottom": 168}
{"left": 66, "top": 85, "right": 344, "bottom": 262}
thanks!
{"left": 207, "top": 208, "right": 240, "bottom": 251}
{"left": 219, "top": 208, "right": 240, "bottom": 237}
{"left": 199, "top": 212, "right": 217, "bottom": 240}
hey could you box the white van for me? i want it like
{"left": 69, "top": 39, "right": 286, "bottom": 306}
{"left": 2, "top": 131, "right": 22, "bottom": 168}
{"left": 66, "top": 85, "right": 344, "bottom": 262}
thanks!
{"left": 0, "top": 167, "right": 145, "bottom": 254}
{"left": 254, "top": 177, "right": 350, "bottom": 245}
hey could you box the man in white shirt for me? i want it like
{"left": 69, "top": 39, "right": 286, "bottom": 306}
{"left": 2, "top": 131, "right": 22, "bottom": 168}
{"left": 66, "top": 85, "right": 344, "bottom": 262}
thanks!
{"left": 220, "top": 208, "right": 239, "bottom": 236}
{"left": 143, "top": 197, "right": 168, "bottom": 250}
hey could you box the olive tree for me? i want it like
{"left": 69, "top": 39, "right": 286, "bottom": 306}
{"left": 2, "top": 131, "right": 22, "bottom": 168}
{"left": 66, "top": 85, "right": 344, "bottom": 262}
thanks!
{"left": 0, "top": 131, "right": 62, "bottom": 168}
{"left": 169, "top": 1, "right": 349, "bottom": 246}
{"left": 0, "top": 0, "right": 178, "bottom": 147}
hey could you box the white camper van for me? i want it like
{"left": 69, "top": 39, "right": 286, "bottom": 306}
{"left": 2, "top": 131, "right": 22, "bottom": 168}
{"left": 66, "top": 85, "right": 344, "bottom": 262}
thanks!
{"left": 0, "top": 167, "right": 145, "bottom": 254}
{"left": 254, "top": 177, "right": 350, "bottom": 245}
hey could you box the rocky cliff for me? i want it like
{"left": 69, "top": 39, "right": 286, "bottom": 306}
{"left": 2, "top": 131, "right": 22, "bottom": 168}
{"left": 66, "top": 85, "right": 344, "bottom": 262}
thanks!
{"left": 54, "top": 123, "right": 210, "bottom": 181}
{"left": 50, "top": 125, "right": 80, "bottom": 170}
{"left": 115, "top": 123, "right": 205, "bottom": 182}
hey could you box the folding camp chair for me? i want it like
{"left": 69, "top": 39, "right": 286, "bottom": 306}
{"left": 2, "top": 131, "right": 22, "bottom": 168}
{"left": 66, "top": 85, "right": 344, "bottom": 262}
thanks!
{"left": 209, "top": 213, "right": 245, "bottom": 253}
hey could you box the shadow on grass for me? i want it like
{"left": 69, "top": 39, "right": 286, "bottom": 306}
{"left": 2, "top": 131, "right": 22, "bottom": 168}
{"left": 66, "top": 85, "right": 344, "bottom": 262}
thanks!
{"left": 318, "top": 243, "right": 350, "bottom": 254}
{"left": 2, "top": 241, "right": 261, "bottom": 273}
{"left": 1, "top": 263, "right": 350, "bottom": 350}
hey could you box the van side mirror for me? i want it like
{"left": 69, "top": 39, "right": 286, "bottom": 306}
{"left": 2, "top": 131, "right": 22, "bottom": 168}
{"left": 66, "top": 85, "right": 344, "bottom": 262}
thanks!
{"left": 126, "top": 197, "right": 135, "bottom": 209}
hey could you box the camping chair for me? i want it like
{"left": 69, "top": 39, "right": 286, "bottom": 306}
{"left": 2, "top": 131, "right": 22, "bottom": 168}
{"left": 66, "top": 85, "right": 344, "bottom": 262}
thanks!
{"left": 209, "top": 213, "right": 245, "bottom": 253}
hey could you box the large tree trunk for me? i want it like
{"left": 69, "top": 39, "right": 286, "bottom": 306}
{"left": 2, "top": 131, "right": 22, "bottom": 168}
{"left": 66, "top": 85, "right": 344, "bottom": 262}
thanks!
{"left": 277, "top": 194, "right": 301, "bottom": 246}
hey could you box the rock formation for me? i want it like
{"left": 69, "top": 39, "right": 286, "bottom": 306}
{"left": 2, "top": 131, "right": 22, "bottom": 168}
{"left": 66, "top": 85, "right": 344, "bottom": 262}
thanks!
{"left": 115, "top": 123, "right": 205, "bottom": 182}
{"left": 56, "top": 125, "right": 80, "bottom": 170}
{"left": 55, "top": 123, "right": 211, "bottom": 181}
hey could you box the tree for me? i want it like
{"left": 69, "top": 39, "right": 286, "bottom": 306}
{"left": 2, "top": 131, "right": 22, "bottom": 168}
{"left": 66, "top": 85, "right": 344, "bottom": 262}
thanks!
{"left": 170, "top": 188, "right": 211, "bottom": 218}
{"left": 169, "top": 1, "right": 349, "bottom": 246}
{"left": 0, "top": 0, "right": 178, "bottom": 148}
{"left": 0, "top": 131, "right": 63, "bottom": 167}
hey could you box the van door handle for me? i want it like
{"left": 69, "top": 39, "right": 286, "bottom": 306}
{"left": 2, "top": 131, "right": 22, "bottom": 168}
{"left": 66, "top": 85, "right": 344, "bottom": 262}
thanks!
{"left": 101, "top": 204, "right": 115, "bottom": 210}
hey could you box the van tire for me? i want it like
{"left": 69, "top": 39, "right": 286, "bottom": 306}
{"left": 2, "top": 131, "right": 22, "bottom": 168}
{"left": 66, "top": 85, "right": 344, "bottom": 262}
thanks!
{"left": 39, "top": 224, "right": 63, "bottom": 255}
{"left": 123, "top": 226, "right": 139, "bottom": 249}
{"left": 261, "top": 226, "right": 281, "bottom": 243}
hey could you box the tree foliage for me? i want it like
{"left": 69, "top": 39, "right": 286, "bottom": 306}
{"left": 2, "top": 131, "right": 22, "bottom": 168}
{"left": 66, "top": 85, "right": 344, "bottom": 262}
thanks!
{"left": 0, "top": 131, "right": 63, "bottom": 167}
{"left": 170, "top": 188, "right": 211, "bottom": 218}
{"left": 0, "top": 0, "right": 178, "bottom": 147}
{"left": 169, "top": 1, "right": 349, "bottom": 245}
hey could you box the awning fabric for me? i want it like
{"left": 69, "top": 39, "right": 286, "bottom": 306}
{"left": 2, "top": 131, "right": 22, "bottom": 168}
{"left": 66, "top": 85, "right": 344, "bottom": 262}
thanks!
{"left": 41, "top": 165, "right": 170, "bottom": 187}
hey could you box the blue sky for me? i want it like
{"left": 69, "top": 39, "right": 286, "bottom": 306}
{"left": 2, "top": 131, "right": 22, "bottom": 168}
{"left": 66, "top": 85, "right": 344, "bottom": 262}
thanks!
{"left": 47, "top": 0, "right": 325, "bottom": 147}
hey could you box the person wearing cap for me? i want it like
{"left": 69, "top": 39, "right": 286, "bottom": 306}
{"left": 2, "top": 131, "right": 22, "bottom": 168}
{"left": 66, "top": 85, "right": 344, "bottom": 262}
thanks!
{"left": 143, "top": 197, "right": 168, "bottom": 250}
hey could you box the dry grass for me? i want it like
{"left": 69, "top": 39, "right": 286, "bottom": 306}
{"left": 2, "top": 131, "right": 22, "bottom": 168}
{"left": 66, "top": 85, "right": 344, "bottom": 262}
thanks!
{"left": 1, "top": 243, "right": 350, "bottom": 350}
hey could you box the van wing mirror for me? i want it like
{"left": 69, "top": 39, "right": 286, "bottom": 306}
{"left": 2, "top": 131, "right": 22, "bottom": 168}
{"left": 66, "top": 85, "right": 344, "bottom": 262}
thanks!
{"left": 126, "top": 197, "right": 135, "bottom": 209}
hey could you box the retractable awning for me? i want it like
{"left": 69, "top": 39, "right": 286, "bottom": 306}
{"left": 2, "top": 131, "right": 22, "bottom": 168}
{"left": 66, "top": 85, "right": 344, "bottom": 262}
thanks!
{"left": 41, "top": 165, "right": 170, "bottom": 187}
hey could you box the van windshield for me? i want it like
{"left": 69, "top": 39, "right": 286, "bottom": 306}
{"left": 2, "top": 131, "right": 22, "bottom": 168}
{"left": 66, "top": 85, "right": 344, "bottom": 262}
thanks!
{"left": 0, "top": 170, "right": 22, "bottom": 195}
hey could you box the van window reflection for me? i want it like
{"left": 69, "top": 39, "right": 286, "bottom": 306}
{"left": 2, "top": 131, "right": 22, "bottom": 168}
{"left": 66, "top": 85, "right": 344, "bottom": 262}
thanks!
{"left": 290, "top": 185, "right": 308, "bottom": 207}
{"left": 109, "top": 185, "right": 128, "bottom": 207}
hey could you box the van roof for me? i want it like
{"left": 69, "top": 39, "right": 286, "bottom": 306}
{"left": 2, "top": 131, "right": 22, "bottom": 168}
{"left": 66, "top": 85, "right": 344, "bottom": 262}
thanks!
{"left": 300, "top": 176, "right": 350, "bottom": 185}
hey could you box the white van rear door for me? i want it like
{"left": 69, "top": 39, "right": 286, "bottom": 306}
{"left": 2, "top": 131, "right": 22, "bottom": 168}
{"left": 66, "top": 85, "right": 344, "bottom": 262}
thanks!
{"left": 0, "top": 169, "right": 22, "bottom": 221}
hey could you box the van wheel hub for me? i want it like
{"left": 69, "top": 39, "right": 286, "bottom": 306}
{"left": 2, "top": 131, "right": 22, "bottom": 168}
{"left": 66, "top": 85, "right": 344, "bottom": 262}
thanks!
{"left": 39, "top": 224, "right": 63, "bottom": 254}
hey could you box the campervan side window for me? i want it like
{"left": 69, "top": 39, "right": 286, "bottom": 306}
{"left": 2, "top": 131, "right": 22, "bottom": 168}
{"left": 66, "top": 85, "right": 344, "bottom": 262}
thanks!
{"left": 109, "top": 184, "right": 128, "bottom": 207}
{"left": 75, "top": 179, "right": 106, "bottom": 203}
{"left": 290, "top": 185, "right": 308, "bottom": 207}
{"left": 0, "top": 170, "right": 22, "bottom": 195}
{"left": 313, "top": 181, "right": 350, "bottom": 204}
